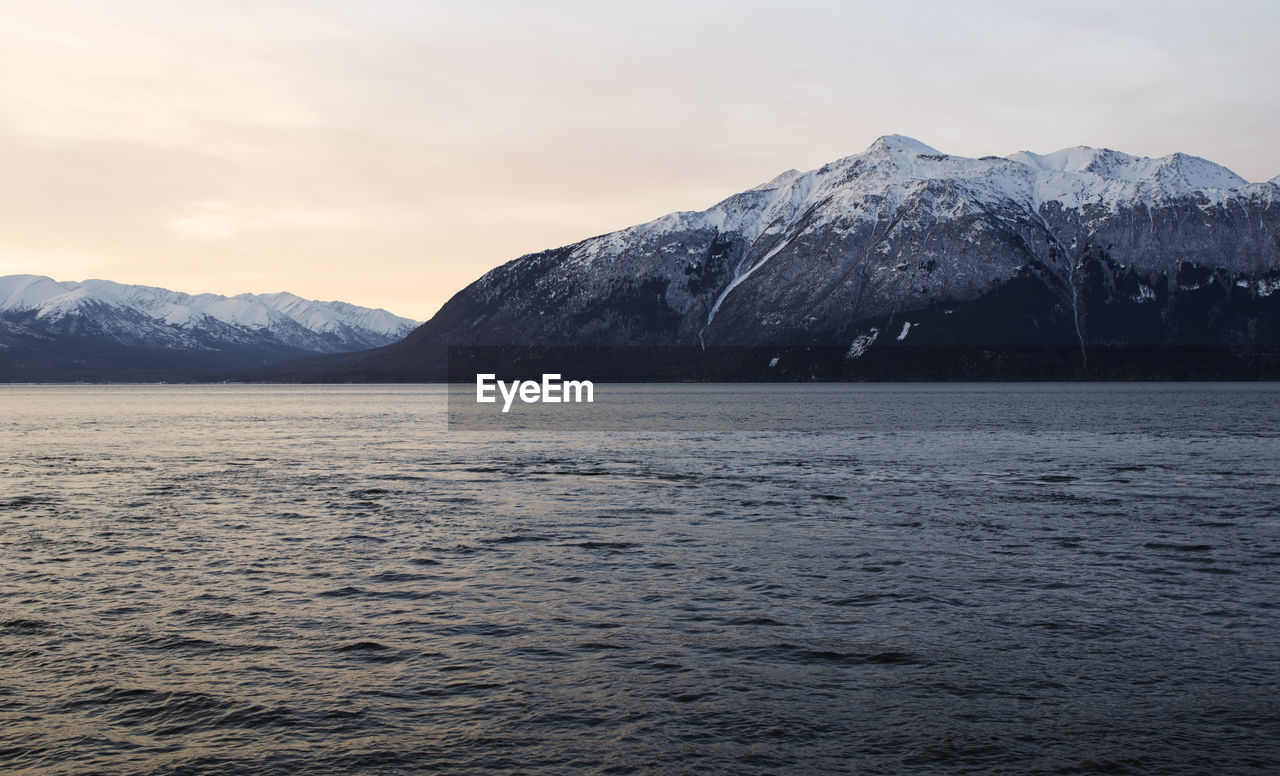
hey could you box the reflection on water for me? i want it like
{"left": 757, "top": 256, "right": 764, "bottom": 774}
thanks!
{"left": 1, "top": 384, "right": 1278, "bottom": 775}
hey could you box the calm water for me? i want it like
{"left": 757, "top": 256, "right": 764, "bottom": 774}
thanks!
{"left": 2, "top": 384, "right": 1278, "bottom": 775}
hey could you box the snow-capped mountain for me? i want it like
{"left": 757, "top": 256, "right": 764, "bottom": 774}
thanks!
{"left": 344, "top": 135, "right": 1280, "bottom": 380}
{"left": 0, "top": 275, "right": 418, "bottom": 380}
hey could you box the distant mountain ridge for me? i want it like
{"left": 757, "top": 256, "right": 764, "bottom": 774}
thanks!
{"left": 0, "top": 275, "right": 418, "bottom": 380}
{"left": 330, "top": 135, "right": 1280, "bottom": 380}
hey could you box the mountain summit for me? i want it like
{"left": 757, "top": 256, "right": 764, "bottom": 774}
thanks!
{"left": 338, "top": 136, "right": 1277, "bottom": 380}
{"left": 0, "top": 275, "right": 418, "bottom": 380}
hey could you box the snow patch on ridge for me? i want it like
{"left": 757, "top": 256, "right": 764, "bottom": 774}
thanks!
{"left": 749, "top": 169, "right": 803, "bottom": 192}
{"left": 846, "top": 328, "right": 880, "bottom": 359}
{"left": 1005, "top": 147, "right": 1247, "bottom": 208}
{"left": 705, "top": 235, "right": 795, "bottom": 328}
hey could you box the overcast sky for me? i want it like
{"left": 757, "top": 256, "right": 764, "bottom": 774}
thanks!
{"left": 2, "top": 0, "right": 1277, "bottom": 320}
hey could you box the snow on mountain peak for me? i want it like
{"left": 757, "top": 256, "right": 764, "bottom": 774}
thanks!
{"left": 0, "top": 275, "right": 419, "bottom": 344}
{"left": 1008, "top": 146, "right": 1130, "bottom": 176}
{"left": 1155, "top": 152, "right": 1248, "bottom": 190}
{"left": 560, "top": 136, "right": 1273, "bottom": 280}
{"left": 0, "top": 274, "right": 74, "bottom": 311}
{"left": 749, "top": 169, "right": 802, "bottom": 192}
{"left": 1006, "top": 146, "right": 1247, "bottom": 198}
{"left": 866, "top": 135, "right": 943, "bottom": 156}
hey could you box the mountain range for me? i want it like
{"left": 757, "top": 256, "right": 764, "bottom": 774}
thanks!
{"left": 0, "top": 275, "right": 418, "bottom": 380}
{"left": 329, "top": 135, "right": 1280, "bottom": 381}
{"left": 6, "top": 136, "right": 1279, "bottom": 382}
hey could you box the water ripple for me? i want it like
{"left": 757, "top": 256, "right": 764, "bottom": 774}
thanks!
{"left": 1, "top": 384, "right": 1278, "bottom": 775}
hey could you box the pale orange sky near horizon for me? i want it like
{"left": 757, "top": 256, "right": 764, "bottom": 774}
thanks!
{"left": 2, "top": 0, "right": 1278, "bottom": 322}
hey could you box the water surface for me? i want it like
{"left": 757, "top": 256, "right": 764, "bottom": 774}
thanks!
{"left": 2, "top": 384, "right": 1278, "bottom": 774}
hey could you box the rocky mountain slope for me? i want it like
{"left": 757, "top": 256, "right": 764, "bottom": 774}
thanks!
{"left": 0, "top": 275, "right": 418, "bottom": 380}
{"left": 341, "top": 135, "right": 1279, "bottom": 380}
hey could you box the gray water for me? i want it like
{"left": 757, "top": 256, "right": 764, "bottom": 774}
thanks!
{"left": 2, "top": 384, "right": 1278, "bottom": 775}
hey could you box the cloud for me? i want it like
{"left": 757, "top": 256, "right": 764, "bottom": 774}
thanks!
{"left": 168, "top": 213, "right": 236, "bottom": 239}
{"left": 265, "top": 210, "right": 347, "bottom": 227}
{"left": 2, "top": 0, "right": 1279, "bottom": 320}
{"left": 167, "top": 203, "right": 347, "bottom": 238}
